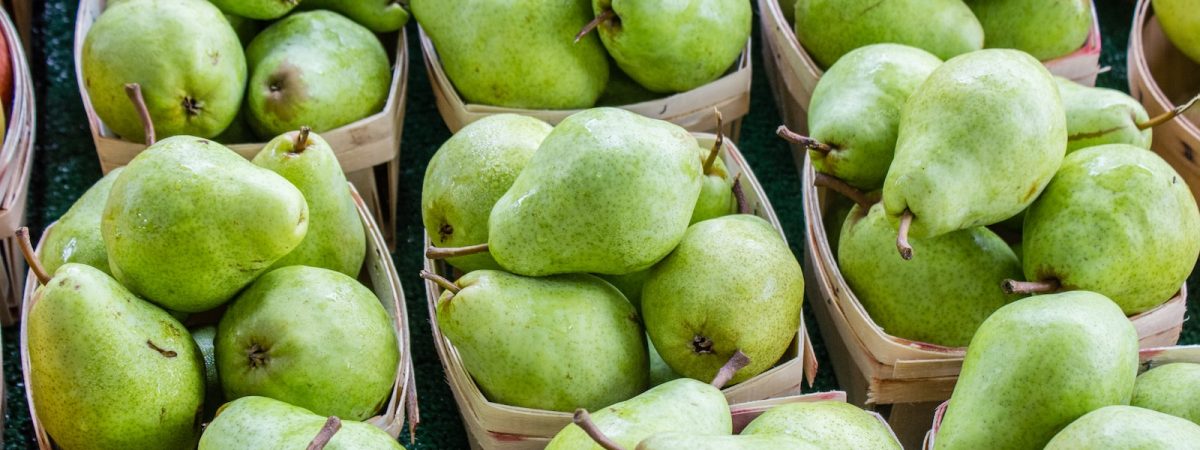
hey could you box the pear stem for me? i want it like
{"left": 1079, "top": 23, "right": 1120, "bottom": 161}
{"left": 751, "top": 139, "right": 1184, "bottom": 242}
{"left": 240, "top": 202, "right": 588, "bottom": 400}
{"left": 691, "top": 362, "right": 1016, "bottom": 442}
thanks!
{"left": 305, "top": 416, "right": 342, "bottom": 450}
{"left": 703, "top": 110, "right": 724, "bottom": 174}
{"left": 16, "top": 227, "right": 49, "bottom": 285}
{"left": 1137, "top": 92, "right": 1200, "bottom": 131}
{"left": 776, "top": 126, "right": 834, "bottom": 154}
{"left": 573, "top": 409, "right": 626, "bottom": 450}
{"left": 124, "top": 83, "right": 155, "bottom": 146}
{"left": 574, "top": 9, "right": 615, "bottom": 43}
{"left": 732, "top": 174, "right": 750, "bottom": 214}
{"left": 425, "top": 243, "right": 489, "bottom": 260}
{"left": 1002, "top": 279, "right": 1061, "bottom": 295}
{"left": 813, "top": 173, "right": 876, "bottom": 210}
{"left": 896, "top": 210, "right": 914, "bottom": 261}
{"left": 419, "top": 269, "right": 460, "bottom": 294}
{"left": 710, "top": 350, "right": 751, "bottom": 389}
{"left": 293, "top": 126, "right": 312, "bottom": 153}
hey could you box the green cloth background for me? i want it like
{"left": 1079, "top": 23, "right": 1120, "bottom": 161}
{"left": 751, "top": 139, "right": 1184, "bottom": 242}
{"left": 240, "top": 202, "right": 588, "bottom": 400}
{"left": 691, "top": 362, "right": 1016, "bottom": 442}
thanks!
{"left": 3, "top": 1, "right": 1196, "bottom": 448}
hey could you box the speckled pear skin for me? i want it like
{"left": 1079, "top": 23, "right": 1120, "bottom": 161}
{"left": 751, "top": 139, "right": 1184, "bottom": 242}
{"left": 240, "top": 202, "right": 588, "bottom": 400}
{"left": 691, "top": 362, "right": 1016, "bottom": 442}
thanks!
{"left": 411, "top": 0, "right": 609, "bottom": 109}
{"left": 297, "top": 0, "right": 410, "bottom": 32}
{"left": 635, "top": 432, "right": 817, "bottom": 450}
{"left": 1154, "top": 0, "right": 1200, "bottom": 64}
{"left": 595, "top": 0, "right": 751, "bottom": 93}
{"left": 216, "top": 266, "right": 398, "bottom": 421}
{"left": 422, "top": 114, "right": 551, "bottom": 272}
{"left": 207, "top": 0, "right": 296, "bottom": 20}
{"left": 967, "top": 0, "right": 1092, "bottom": 61}
{"left": 1043, "top": 406, "right": 1200, "bottom": 450}
{"left": 934, "top": 292, "right": 1138, "bottom": 450}
{"left": 795, "top": 0, "right": 982, "bottom": 68}
{"left": 600, "top": 268, "right": 651, "bottom": 309}
{"left": 808, "top": 44, "right": 941, "bottom": 190}
{"left": 102, "top": 136, "right": 309, "bottom": 312}
{"left": 642, "top": 215, "right": 803, "bottom": 384}
{"left": 691, "top": 145, "right": 735, "bottom": 224}
{"left": 546, "top": 378, "right": 730, "bottom": 450}
{"left": 741, "top": 401, "right": 900, "bottom": 450}
{"left": 438, "top": 270, "right": 648, "bottom": 412}
{"left": 883, "top": 49, "right": 1066, "bottom": 239}
{"left": 648, "top": 335, "right": 682, "bottom": 386}
{"left": 41, "top": 167, "right": 123, "bottom": 276}
{"left": 838, "top": 204, "right": 1022, "bottom": 347}
{"left": 29, "top": 263, "right": 205, "bottom": 450}
{"left": 1132, "top": 363, "right": 1200, "bottom": 424}
{"left": 1056, "top": 77, "right": 1151, "bottom": 153}
{"left": 1022, "top": 145, "right": 1200, "bottom": 314}
{"left": 489, "top": 108, "right": 702, "bottom": 276}
{"left": 198, "top": 396, "right": 403, "bottom": 449}
{"left": 83, "top": 0, "right": 246, "bottom": 142}
{"left": 254, "top": 130, "right": 365, "bottom": 277}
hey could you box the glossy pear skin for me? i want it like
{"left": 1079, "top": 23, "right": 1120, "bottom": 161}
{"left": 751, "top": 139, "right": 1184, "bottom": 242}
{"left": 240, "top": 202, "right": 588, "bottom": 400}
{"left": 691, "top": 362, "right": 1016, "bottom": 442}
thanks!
{"left": 967, "top": 0, "right": 1092, "bottom": 61}
{"left": 636, "top": 433, "right": 816, "bottom": 450}
{"left": 1132, "top": 363, "right": 1200, "bottom": 424}
{"left": 934, "top": 292, "right": 1139, "bottom": 450}
{"left": 253, "top": 130, "right": 365, "bottom": 276}
{"left": 1043, "top": 406, "right": 1200, "bottom": 450}
{"left": 546, "top": 378, "right": 730, "bottom": 450}
{"left": 297, "top": 0, "right": 410, "bottom": 32}
{"left": 742, "top": 401, "right": 900, "bottom": 449}
{"left": 642, "top": 215, "right": 803, "bottom": 384}
{"left": 102, "top": 136, "right": 309, "bottom": 312}
{"left": 691, "top": 145, "right": 735, "bottom": 224}
{"left": 438, "top": 270, "right": 648, "bottom": 411}
{"left": 883, "top": 49, "right": 1066, "bottom": 238}
{"left": 29, "top": 264, "right": 205, "bottom": 450}
{"left": 839, "top": 204, "right": 1022, "bottom": 347}
{"left": 422, "top": 114, "right": 551, "bottom": 272}
{"left": 207, "top": 0, "right": 296, "bottom": 19}
{"left": 412, "top": 0, "right": 609, "bottom": 109}
{"left": 1152, "top": 0, "right": 1200, "bottom": 64}
{"left": 489, "top": 108, "right": 701, "bottom": 276}
{"left": 1056, "top": 77, "right": 1151, "bottom": 153}
{"left": 1022, "top": 145, "right": 1200, "bottom": 314}
{"left": 795, "top": 0, "right": 982, "bottom": 67}
{"left": 198, "top": 396, "right": 403, "bottom": 449}
{"left": 807, "top": 44, "right": 941, "bottom": 190}
{"left": 42, "top": 167, "right": 123, "bottom": 275}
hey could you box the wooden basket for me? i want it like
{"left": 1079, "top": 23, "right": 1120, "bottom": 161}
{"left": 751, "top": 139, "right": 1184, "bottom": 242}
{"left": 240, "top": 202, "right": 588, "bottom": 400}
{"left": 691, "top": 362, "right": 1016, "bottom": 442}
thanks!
{"left": 922, "top": 345, "right": 1200, "bottom": 449}
{"left": 19, "top": 183, "right": 418, "bottom": 448}
{"left": 0, "top": 2, "right": 35, "bottom": 327}
{"left": 417, "top": 26, "right": 750, "bottom": 140}
{"left": 72, "top": 0, "right": 408, "bottom": 245}
{"left": 759, "top": 0, "right": 1102, "bottom": 137}
{"left": 798, "top": 152, "right": 1188, "bottom": 447}
{"left": 422, "top": 134, "right": 818, "bottom": 450}
{"left": 1129, "top": 0, "right": 1200, "bottom": 202}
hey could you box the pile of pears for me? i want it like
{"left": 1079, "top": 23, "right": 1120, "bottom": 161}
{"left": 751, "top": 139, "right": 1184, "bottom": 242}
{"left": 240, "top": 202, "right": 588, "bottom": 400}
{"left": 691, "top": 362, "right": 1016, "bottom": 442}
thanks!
{"left": 26, "top": 96, "right": 402, "bottom": 448}
{"left": 411, "top": 0, "right": 752, "bottom": 109}
{"left": 421, "top": 109, "right": 806, "bottom": 418}
{"left": 82, "top": 0, "right": 399, "bottom": 145}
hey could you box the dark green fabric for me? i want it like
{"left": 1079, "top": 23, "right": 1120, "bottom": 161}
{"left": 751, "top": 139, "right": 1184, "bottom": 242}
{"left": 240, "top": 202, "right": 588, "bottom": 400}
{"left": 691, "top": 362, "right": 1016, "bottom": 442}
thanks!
{"left": 3, "top": 1, "right": 1195, "bottom": 448}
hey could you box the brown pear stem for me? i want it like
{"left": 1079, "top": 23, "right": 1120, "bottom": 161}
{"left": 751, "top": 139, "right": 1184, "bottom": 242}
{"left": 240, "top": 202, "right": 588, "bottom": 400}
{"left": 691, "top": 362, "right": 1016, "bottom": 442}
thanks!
{"left": 573, "top": 409, "right": 626, "bottom": 450}
{"left": 813, "top": 173, "right": 876, "bottom": 210}
{"left": 293, "top": 126, "right": 312, "bottom": 153}
{"left": 306, "top": 416, "right": 342, "bottom": 450}
{"left": 732, "top": 174, "right": 750, "bottom": 214}
{"left": 425, "top": 243, "right": 489, "bottom": 260}
{"left": 776, "top": 126, "right": 835, "bottom": 154}
{"left": 1002, "top": 279, "right": 1061, "bottom": 295}
{"left": 16, "top": 227, "right": 49, "bottom": 285}
{"left": 1137, "top": 92, "right": 1200, "bottom": 130}
{"left": 419, "top": 269, "right": 460, "bottom": 294}
{"left": 710, "top": 350, "right": 751, "bottom": 389}
{"left": 124, "top": 83, "right": 155, "bottom": 146}
{"left": 896, "top": 210, "right": 914, "bottom": 261}
{"left": 703, "top": 110, "right": 724, "bottom": 174}
{"left": 574, "top": 9, "right": 615, "bottom": 43}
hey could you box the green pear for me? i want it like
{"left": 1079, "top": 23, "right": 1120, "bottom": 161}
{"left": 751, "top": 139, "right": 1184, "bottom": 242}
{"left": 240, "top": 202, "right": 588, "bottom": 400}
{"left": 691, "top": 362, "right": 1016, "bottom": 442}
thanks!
{"left": 198, "top": 396, "right": 403, "bottom": 449}
{"left": 217, "top": 266, "right": 398, "bottom": 421}
{"left": 412, "top": 0, "right": 609, "bottom": 108}
{"left": 786, "top": 43, "right": 941, "bottom": 191}
{"left": 1057, "top": 77, "right": 1153, "bottom": 153}
{"left": 742, "top": 401, "right": 900, "bottom": 449}
{"left": 298, "top": 0, "right": 410, "bottom": 32}
{"left": 253, "top": 129, "right": 365, "bottom": 277}
{"left": 41, "top": 168, "right": 123, "bottom": 275}
{"left": 1044, "top": 406, "right": 1200, "bottom": 450}
{"left": 648, "top": 337, "right": 682, "bottom": 386}
{"left": 1015, "top": 145, "right": 1200, "bottom": 314}
{"left": 103, "top": 136, "right": 308, "bottom": 313}
{"left": 191, "top": 325, "right": 222, "bottom": 420}
{"left": 245, "top": 11, "right": 391, "bottom": 137}
{"left": 597, "top": 63, "right": 661, "bottom": 106}
{"left": 83, "top": 0, "right": 246, "bottom": 141}
{"left": 1154, "top": 0, "right": 1200, "bottom": 64}
{"left": 1132, "top": 363, "right": 1200, "bottom": 424}
{"left": 485, "top": 108, "right": 701, "bottom": 276}
{"left": 422, "top": 114, "right": 551, "bottom": 272}
{"left": 600, "top": 269, "right": 652, "bottom": 309}
{"left": 27, "top": 263, "right": 205, "bottom": 450}
{"left": 794, "top": 0, "right": 982, "bottom": 67}
{"left": 642, "top": 215, "right": 804, "bottom": 384}
{"left": 207, "top": 0, "right": 296, "bottom": 20}
{"left": 967, "top": 0, "right": 1092, "bottom": 61}
{"left": 589, "top": 0, "right": 751, "bottom": 93}
{"left": 691, "top": 143, "right": 735, "bottom": 224}
{"left": 822, "top": 188, "right": 858, "bottom": 254}
{"left": 838, "top": 203, "right": 1022, "bottom": 347}
{"left": 636, "top": 433, "right": 815, "bottom": 449}
{"left": 934, "top": 291, "right": 1138, "bottom": 450}
{"left": 883, "top": 49, "right": 1066, "bottom": 247}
